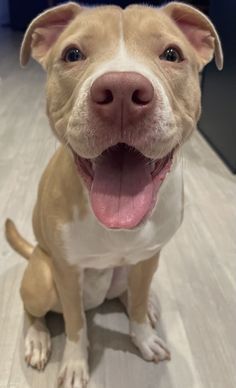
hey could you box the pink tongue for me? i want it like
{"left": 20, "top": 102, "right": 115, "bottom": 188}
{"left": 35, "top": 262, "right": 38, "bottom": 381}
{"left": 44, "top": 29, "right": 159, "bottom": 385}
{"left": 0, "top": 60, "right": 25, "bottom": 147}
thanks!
{"left": 90, "top": 148, "right": 154, "bottom": 229}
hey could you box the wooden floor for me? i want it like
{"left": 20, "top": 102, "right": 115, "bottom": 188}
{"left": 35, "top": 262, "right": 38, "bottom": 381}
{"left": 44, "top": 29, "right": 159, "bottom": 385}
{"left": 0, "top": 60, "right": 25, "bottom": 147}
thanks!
{"left": 0, "top": 28, "right": 236, "bottom": 388}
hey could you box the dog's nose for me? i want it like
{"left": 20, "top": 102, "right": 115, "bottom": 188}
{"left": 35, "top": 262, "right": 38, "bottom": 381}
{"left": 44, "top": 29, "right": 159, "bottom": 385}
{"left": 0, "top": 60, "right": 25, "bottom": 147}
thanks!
{"left": 90, "top": 72, "right": 154, "bottom": 124}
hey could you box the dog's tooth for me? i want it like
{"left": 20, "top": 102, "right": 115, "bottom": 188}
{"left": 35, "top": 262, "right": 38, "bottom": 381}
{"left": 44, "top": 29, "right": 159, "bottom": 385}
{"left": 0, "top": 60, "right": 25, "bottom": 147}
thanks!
{"left": 91, "top": 160, "right": 96, "bottom": 171}
{"left": 150, "top": 161, "right": 156, "bottom": 172}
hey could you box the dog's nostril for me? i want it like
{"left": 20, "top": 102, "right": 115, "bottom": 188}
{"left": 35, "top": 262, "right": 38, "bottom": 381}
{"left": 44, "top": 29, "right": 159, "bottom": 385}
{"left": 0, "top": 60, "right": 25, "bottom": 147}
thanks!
{"left": 98, "top": 89, "right": 113, "bottom": 105}
{"left": 132, "top": 89, "right": 150, "bottom": 106}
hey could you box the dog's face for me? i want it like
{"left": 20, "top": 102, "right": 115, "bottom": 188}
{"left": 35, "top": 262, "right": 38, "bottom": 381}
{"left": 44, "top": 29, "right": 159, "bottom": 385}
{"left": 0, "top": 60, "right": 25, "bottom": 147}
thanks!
{"left": 21, "top": 2, "right": 222, "bottom": 229}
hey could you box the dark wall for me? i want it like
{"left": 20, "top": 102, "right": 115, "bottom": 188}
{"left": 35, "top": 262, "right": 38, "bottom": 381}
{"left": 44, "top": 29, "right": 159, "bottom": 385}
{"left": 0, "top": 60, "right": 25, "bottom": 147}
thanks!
{"left": 199, "top": 0, "right": 236, "bottom": 173}
{"left": 8, "top": 0, "right": 209, "bottom": 30}
{"left": 0, "top": 0, "right": 9, "bottom": 25}
{"left": 8, "top": 0, "right": 49, "bottom": 30}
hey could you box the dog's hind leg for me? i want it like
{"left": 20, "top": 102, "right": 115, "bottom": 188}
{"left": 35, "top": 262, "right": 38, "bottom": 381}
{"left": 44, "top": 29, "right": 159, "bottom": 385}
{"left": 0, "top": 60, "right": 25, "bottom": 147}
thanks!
{"left": 20, "top": 245, "right": 61, "bottom": 370}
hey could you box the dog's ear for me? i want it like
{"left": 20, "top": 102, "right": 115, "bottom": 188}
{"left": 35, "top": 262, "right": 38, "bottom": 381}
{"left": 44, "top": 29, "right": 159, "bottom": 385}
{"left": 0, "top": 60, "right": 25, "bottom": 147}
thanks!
{"left": 20, "top": 2, "right": 81, "bottom": 68}
{"left": 163, "top": 2, "right": 223, "bottom": 70}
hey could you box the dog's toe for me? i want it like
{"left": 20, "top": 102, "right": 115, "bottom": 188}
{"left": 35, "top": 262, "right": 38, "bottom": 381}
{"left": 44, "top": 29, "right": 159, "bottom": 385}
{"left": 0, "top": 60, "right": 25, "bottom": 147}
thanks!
{"left": 24, "top": 318, "right": 51, "bottom": 371}
{"left": 58, "top": 360, "right": 89, "bottom": 388}
{"left": 130, "top": 321, "right": 170, "bottom": 363}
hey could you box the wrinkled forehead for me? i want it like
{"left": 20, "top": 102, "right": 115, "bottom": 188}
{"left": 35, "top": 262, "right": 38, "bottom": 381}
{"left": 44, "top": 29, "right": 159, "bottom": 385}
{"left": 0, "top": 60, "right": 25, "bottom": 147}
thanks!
{"left": 55, "top": 5, "right": 186, "bottom": 56}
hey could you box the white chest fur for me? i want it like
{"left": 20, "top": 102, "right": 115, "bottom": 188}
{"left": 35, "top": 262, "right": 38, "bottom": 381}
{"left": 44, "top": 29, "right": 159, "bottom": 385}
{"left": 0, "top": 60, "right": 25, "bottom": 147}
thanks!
{"left": 60, "top": 157, "right": 184, "bottom": 309}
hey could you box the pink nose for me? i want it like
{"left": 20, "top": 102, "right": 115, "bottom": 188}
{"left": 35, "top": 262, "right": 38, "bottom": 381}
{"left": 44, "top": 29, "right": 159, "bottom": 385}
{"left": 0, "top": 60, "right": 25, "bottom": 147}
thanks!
{"left": 90, "top": 72, "right": 154, "bottom": 125}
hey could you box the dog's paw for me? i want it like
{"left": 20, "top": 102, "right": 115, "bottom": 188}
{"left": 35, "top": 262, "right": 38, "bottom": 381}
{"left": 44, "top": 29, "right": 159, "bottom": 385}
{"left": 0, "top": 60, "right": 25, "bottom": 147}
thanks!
{"left": 58, "top": 332, "right": 89, "bottom": 388}
{"left": 130, "top": 321, "right": 170, "bottom": 363}
{"left": 58, "top": 359, "right": 89, "bottom": 388}
{"left": 24, "top": 318, "right": 51, "bottom": 371}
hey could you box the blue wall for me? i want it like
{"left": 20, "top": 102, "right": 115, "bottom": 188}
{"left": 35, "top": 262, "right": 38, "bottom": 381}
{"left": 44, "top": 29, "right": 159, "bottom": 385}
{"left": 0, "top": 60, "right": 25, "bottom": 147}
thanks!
{"left": 0, "top": 0, "right": 9, "bottom": 25}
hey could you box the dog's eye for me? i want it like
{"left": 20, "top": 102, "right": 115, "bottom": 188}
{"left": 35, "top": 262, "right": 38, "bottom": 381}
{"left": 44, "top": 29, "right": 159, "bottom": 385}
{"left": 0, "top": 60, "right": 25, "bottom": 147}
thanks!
{"left": 160, "top": 47, "right": 183, "bottom": 62}
{"left": 63, "top": 48, "right": 85, "bottom": 62}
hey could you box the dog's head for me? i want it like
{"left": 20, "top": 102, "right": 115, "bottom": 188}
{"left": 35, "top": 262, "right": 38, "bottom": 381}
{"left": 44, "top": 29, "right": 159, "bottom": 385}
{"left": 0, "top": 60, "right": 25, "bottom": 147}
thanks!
{"left": 21, "top": 1, "right": 223, "bottom": 230}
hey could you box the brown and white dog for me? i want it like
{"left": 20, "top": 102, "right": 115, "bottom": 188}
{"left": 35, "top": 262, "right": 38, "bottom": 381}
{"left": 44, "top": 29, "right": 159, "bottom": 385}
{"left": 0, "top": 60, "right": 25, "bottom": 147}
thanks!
{"left": 5, "top": 2, "right": 223, "bottom": 387}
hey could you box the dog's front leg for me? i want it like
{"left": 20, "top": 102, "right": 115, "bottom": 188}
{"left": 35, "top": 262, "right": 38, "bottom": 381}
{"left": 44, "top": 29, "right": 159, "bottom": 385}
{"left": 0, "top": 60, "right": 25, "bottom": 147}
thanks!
{"left": 52, "top": 261, "right": 89, "bottom": 388}
{"left": 128, "top": 253, "right": 171, "bottom": 363}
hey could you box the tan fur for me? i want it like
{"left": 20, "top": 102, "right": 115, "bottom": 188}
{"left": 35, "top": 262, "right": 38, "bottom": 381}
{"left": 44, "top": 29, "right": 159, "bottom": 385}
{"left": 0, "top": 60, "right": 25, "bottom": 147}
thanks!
{"left": 52, "top": 262, "right": 85, "bottom": 342}
{"left": 5, "top": 2, "right": 223, "bottom": 386}
{"left": 128, "top": 254, "right": 160, "bottom": 323}
{"left": 5, "top": 219, "right": 33, "bottom": 260}
{"left": 31, "top": 146, "right": 88, "bottom": 256}
{"left": 20, "top": 245, "right": 60, "bottom": 316}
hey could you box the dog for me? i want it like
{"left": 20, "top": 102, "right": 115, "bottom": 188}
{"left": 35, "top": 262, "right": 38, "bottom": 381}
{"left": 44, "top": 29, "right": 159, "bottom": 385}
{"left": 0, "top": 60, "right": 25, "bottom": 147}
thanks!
{"left": 5, "top": 2, "right": 223, "bottom": 387}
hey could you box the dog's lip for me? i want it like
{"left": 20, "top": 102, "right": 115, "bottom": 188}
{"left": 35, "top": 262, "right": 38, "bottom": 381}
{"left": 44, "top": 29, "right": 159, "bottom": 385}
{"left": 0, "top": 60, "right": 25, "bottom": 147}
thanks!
{"left": 70, "top": 143, "right": 175, "bottom": 189}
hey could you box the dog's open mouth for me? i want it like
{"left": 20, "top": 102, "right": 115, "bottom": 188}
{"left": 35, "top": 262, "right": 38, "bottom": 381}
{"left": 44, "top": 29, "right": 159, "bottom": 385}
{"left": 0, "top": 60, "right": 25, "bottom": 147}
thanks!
{"left": 73, "top": 143, "right": 174, "bottom": 229}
